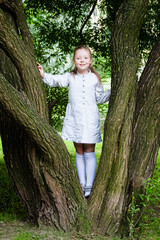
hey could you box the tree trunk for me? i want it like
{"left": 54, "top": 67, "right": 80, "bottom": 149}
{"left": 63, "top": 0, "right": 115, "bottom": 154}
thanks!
{"left": 129, "top": 36, "right": 160, "bottom": 182}
{"left": 123, "top": 36, "right": 160, "bottom": 232}
{"left": 0, "top": 1, "right": 86, "bottom": 230}
{"left": 89, "top": 0, "right": 149, "bottom": 235}
{"left": 0, "top": 0, "right": 160, "bottom": 237}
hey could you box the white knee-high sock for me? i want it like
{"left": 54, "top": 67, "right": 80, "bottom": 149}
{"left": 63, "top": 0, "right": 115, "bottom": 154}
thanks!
{"left": 76, "top": 152, "right": 86, "bottom": 186}
{"left": 84, "top": 152, "right": 97, "bottom": 187}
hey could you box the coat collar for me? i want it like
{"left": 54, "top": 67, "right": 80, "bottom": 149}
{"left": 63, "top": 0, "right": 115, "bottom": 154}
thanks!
{"left": 77, "top": 69, "right": 91, "bottom": 77}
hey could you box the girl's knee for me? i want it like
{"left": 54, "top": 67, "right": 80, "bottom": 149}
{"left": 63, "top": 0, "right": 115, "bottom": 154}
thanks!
{"left": 73, "top": 142, "right": 84, "bottom": 154}
{"left": 84, "top": 144, "right": 95, "bottom": 153}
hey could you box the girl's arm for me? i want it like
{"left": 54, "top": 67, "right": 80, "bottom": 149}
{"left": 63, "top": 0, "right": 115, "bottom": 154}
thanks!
{"left": 96, "top": 84, "right": 111, "bottom": 104}
{"left": 37, "top": 63, "right": 69, "bottom": 88}
{"left": 43, "top": 73, "right": 70, "bottom": 88}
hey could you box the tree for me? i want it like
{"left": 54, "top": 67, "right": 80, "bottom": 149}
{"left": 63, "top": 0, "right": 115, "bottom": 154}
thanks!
{"left": 0, "top": 0, "right": 160, "bottom": 237}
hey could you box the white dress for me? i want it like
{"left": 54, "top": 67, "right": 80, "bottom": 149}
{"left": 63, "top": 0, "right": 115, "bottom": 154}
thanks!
{"left": 43, "top": 71, "right": 111, "bottom": 143}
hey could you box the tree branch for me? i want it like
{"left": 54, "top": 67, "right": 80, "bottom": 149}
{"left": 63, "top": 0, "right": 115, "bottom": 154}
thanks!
{"left": 0, "top": 0, "right": 34, "bottom": 52}
{"left": 0, "top": 7, "right": 48, "bottom": 119}
{"left": 0, "top": 73, "right": 60, "bottom": 160}
{"left": 0, "top": 72, "right": 73, "bottom": 170}
{"left": 79, "top": 0, "right": 98, "bottom": 44}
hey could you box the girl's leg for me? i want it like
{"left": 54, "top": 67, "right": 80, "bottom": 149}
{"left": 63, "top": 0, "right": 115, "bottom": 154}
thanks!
{"left": 73, "top": 142, "right": 84, "bottom": 154}
{"left": 84, "top": 144, "right": 95, "bottom": 153}
{"left": 84, "top": 144, "right": 96, "bottom": 198}
{"left": 73, "top": 142, "right": 86, "bottom": 189}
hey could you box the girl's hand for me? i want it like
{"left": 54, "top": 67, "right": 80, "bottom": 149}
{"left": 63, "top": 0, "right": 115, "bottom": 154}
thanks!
{"left": 37, "top": 62, "right": 44, "bottom": 78}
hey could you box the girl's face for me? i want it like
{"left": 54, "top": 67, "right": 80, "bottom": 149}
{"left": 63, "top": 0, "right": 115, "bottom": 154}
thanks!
{"left": 73, "top": 48, "right": 92, "bottom": 75}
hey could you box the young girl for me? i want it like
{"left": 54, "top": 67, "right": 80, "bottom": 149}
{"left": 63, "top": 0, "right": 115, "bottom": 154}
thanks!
{"left": 37, "top": 45, "right": 111, "bottom": 198}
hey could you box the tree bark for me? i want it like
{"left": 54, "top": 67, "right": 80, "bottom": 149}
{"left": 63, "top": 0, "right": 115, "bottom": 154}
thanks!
{"left": 0, "top": 73, "right": 87, "bottom": 229}
{"left": 129, "top": 36, "right": 160, "bottom": 181}
{"left": 124, "top": 36, "right": 160, "bottom": 228}
{"left": 89, "top": 0, "right": 150, "bottom": 235}
{"left": 0, "top": 0, "right": 86, "bottom": 230}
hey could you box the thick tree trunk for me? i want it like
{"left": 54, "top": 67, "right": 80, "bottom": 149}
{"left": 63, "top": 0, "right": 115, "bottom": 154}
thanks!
{"left": 129, "top": 36, "right": 160, "bottom": 181}
{"left": 123, "top": 36, "right": 160, "bottom": 231}
{"left": 0, "top": 73, "right": 87, "bottom": 229}
{"left": 0, "top": 0, "right": 86, "bottom": 230}
{"left": 88, "top": 0, "right": 159, "bottom": 236}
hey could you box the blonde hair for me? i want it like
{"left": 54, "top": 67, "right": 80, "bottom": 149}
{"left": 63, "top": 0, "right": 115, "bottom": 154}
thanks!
{"left": 71, "top": 45, "right": 101, "bottom": 85}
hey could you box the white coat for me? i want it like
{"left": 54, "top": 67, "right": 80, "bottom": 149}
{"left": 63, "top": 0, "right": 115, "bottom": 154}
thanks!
{"left": 43, "top": 71, "right": 111, "bottom": 143}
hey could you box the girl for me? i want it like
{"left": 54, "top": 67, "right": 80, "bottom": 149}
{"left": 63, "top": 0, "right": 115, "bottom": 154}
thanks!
{"left": 37, "top": 45, "right": 111, "bottom": 198}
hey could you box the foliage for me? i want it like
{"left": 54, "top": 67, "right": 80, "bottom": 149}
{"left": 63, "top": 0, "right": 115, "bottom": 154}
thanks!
{"left": 23, "top": 0, "right": 98, "bottom": 62}
{"left": 23, "top": 0, "right": 113, "bottom": 74}
{"left": 127, "top": 192, "right": 140, "bottom": 240}
{"left": 140, "top": 0, "right": 160, "bottom": 59}
{"left": 44, "top": 85, "right": 69, "bottom": 131}
{"left": 23, "top": 0, "right": 160, "bottom": 64}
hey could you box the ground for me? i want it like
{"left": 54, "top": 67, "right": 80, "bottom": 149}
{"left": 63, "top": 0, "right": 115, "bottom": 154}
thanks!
{"left": 0, "top": 220, "right": 111, "bottom": 240}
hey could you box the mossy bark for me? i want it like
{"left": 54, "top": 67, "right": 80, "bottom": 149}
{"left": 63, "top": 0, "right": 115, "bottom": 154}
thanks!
{"left": 88, "top": 0, "right": 159, "bottom": 236}
{"left": 124, "top": 36, "right": 160, "bottom": 229}
{"left": 0, "top": 0, "right": 86, "bottom": 230}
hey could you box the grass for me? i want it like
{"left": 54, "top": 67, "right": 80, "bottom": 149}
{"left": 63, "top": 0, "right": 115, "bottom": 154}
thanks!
{"left": 0, "top": 138, "right": 160, "bottom": 239}
{"left": 0, "top": 221, "right": 122, "bottom": 240}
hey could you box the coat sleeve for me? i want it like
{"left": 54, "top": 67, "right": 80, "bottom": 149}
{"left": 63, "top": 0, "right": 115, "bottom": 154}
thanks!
{"left": 96, "top": 84, "right": 111, "bottom": 104}
{"left": 42, "top": 72, "right": 70, "bottom": 87}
